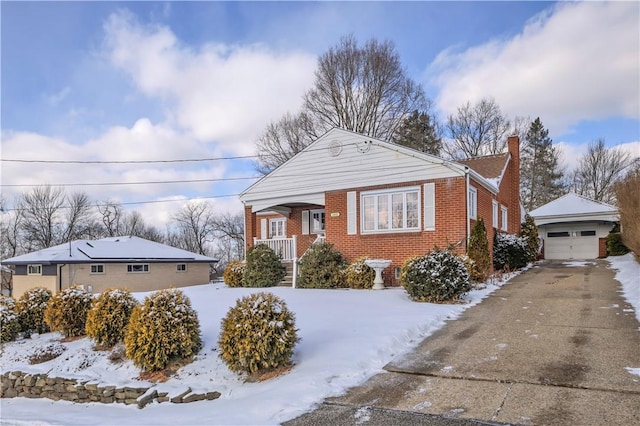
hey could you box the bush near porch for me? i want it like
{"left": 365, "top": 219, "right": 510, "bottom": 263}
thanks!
{"left": 297, "top": 242, "right": 346, "bottom": 289}
{"left": 243, "top": 244, "right": 286, "bottom": 288}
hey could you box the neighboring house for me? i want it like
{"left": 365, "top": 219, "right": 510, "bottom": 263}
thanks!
{"left": 1, "top": 236, "right": 218, "bottom": 299}
{"left": 240, "top": 128, "right": 521, "bottom": 286}
{"left": 529, "top": 193, "right": 618, "bottom": 259}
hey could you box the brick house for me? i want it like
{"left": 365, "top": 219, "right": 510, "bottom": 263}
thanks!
{"left": 240, "top": 128, "right": 521, "bottom": 286}
{"left": 2, "top": 236, "right": 218, "bottom": 298}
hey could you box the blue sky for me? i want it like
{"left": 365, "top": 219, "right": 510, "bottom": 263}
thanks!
{"left": 2, "top": 1, "right": 638, "bottom": 226}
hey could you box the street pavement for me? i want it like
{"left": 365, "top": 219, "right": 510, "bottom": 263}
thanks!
{"left": 283, "top": 260, "right": 640, "bottom": 425}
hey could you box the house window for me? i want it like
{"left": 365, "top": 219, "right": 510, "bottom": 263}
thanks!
{"left": 361, "top": 187, "right": 420, "bottom": 233}
{"left": 548, "top": 231, "right": 570, "bottom": 238}
{"left": 580, "top": 230, "right": 596, "bottom": 237}
{"left": 27, "top": 264, "right": 42, "bottom": 275}
{"left": 492, "top": 200, "right": 499, "bottom": 228}
{"left": 311, "top": 209, "right": 325, "bottom": 233}
{"left": 501, "top": 206, "right": 508, "bottom": 231}
{"left": 127, "top": 264, "right": 149, "bottom": 273}
{"left": 269, "top": 218, "right": 286, "bottom": 238}
{"left": 90, "top": 264, "right": 105, "bottom": 274}
{"left": 468, "top": 187, "right": 477, "bottom": 220}
{"left": 176, "top": 263, "right": 187, "bottom": 272}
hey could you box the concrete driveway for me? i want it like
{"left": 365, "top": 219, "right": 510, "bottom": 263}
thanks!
{"left": 285, "top": 260, "right": 640, "bottom": 425}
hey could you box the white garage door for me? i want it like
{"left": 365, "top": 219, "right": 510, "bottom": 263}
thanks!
{"left": 544, "top": 226, "right": 599, "bottom": 259}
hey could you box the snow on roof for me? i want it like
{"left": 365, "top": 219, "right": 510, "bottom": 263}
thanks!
{"left": 529, "top": 193, "right": 618, "bottom": 219}
{"left": 2, "top": 236, "right": 218, "bottom": 265}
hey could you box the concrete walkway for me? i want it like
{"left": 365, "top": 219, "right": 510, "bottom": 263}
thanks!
{"left": 284, "top": 260, "right": 640, "bottom": 425}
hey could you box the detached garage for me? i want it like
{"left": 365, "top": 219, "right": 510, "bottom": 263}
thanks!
{"left": 530, "top": 193, "right": 619, "bottom": 260}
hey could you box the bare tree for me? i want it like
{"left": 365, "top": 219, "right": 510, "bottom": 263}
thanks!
{"left": 120, "top": 210, "right": 164, "bottom": 242}
{"left": 211, "top": 211, "right": 245, "bottom": 261}
{"left": 444, "top": 98, "right": 512, "bottom": 159}
{"left": 171, "top": 201, "right": 215, "bottom": 255}
{"left": 0, "top": 196, "right": 23, "bottom": 260}
{"left": 97, "top": 200, "right": 125, "bottom": 237}
{"left": 614, "top": 163, "right": 640, "bottom": 255}
{"left": 64, "top": 192, "right": 100, "bottom": 241}
{"left": 570, "top": 139, "right": 631, "bottom": 204}
{"left": 17, "top": 186, "right": 67, "bottom": 250}
{"left": 256, "top": 34, "right": 429, "bottom": 173}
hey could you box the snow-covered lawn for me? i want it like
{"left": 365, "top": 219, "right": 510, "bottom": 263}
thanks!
{"left": 1, "top": 255, "right": 637, "bottom": 425}
{"left": 607, "top": 253, "right": 640, "bottom": 322}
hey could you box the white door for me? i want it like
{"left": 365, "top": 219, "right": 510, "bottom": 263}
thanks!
{"left": 543, "top": 225, "right": 599, "bottom": 259}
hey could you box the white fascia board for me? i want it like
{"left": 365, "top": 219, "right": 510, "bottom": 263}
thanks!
{"left": 249, "top": 193, "right": 326, "bottom": 213}
{"left": 533, "top": 211, "right": 620, "bottom": 226}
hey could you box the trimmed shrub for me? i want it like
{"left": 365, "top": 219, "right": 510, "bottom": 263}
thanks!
{"left": 218, "top": 292, "right": 299, "bottom": 374}
{"left": 467, "top": 218, "right": 491, "bottom": 282}
{"left": 519, "top": 214, "right": 540, "bottom": 262}
{"left": 401, "top": 248, "right": 471, "bottom": 303}
{"left": 297, "top": 242, "right": 346, "bottom": 289}
{"left": 493, "top": 232, "right": 529, "bottom": 271}
{"left": 607, "top": 232, "right": 629, "bottom": 256}
{"left": 243, "top": 244, "right": 286, "bottom": 288}
{"left": 16, "top": 287, "right": 52, "bottom": 337}
{"left": 44, "top": 286, "right": 93, "bottom": 338}
{"left": 86, "top": 288, "right": 138, "bottom": 347}
{"left": 125, "top": 288, "right": 201, "bottom": 371}
{"left": 344, "top": 257, "right": 375, "bottom": 289}
{"left": 1, "top": 296, "right": 20, "bottom": 343}
{"left": 223, "top": 261, "right": 246, "bottom": 288}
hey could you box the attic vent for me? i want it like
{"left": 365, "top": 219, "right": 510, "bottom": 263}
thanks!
{"left": 328, "top": 140, "right": 342, "bottom": 157}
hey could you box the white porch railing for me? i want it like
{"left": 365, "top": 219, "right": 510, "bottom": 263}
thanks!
{"left": 254, "top": 235, "right": 297, "bottom": 261}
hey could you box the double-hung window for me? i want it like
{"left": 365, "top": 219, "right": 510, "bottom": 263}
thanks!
{"left": 27, "top": 264, "right": 42, "bottom": 275}
{"left": 361, "top": 187, "right": 420, "bottom": 233}
{"left": 90, "top": 264, "right": 105, "bottom": 274}
{"left": 310, "top": 209, "right": 325, "bottom": 233}
{"left": 468, "top": 187, "right": 478, "bottom": 220}
{"left": 269, "top": 218, "right": 286, "bottom": 238}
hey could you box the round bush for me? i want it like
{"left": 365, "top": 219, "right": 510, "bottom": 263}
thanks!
{"left": 297, "top": 242, "right": 346, "bottom": 289}
{"left": 223, "top": 261, "right": 246, "bottom": 288}
{"left": 219, "top": 292, "right": 299, "bottom": 374}
{"left": 44, "top": 286, "right": 93, "bottom": 338}
{"left": 493, "top": 232, "right": 529, "bottom": 271}
{"left": 401, "top": 249, "right": 471, "bottom": 303}
{"left": 16, "top": 287, "right": 52, "bottom": 337}
{"left": 0, "top": 296, "right": 20, "bottom": 343}
{"left": 243, "top": 244, "right": 286, "bottom": 287}
{"left": 125, "top": 288, "right": 202, "bottom": 371}
{"left": 344, "top": 257, "right": 375, "bottom": 289}
{"left": 86, "top": 288, "right": 138, "bottom": 347}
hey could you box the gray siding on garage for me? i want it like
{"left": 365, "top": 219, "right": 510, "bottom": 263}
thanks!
{"left": 14, "top": 264, "right": 58, "bottom": 276}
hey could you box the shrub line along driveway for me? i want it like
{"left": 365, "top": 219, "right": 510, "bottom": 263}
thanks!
{"left": 285, "top": 260, "right": 640, "bottom": 426}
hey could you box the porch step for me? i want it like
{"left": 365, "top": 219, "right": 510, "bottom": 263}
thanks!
{"left": 279, "top": 261, "right": 295, "bottom": 287}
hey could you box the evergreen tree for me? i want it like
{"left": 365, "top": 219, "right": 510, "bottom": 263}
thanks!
{"left": 392, "top": 109, "right": 443, "bottom": 156}
{"left": 520, "top": 118, "right": 565, "bottom": 210}
{"left": 467, "top": 218, "right": 491, "bottom": 282}
{"left": 519, "top": 214, "right": 540, "bottom": 262}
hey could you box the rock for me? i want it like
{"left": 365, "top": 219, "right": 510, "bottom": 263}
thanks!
{"left": 182, "top": 393, "right": 205, "bottom": 403}
{"left": 137, "top": 390, "right": 158, "bottom": 409}
{"left": 205, "top": 391, "right": 221, "bottom": 400}
{"left": 170, "top": 387, "right": 192, "bottom": 403}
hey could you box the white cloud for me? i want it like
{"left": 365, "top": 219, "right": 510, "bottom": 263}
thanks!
{"left": 429, "top": 2, "right": 639, "bottom": 136}
{"left": 45, "top": 86, "right": 71, "bottom": 106}
{"left": 103, "top": 10, "right": 317, "bottom": 155}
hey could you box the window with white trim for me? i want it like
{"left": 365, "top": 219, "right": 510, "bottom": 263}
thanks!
{"left": 361, "top": 187, "right": 420, "bottom": 233}
{"left": 27, "top": 264, "right": 42, "bottom": 275}
{"left": 468, "top": 186, "right": 477, "bottom": 220}
{"left": 127, "top": 264, "right": 149, "bottom": 273}
{"left": 269, "top": 218, "right": 286, "bottom": 238}
{"left": 492, "top": 200, "right": 499, "bottom": 228}
{"left": 310, "top": 209, "right": 325, "bottom": 233}
{"left": 90, "top": 264, "right": 105, "bottom": 274}
{"left": 501, "top": 206, "right": 508, "bottom": 231}
{"left": 176, "top": 263, "right": 187, "bottom": 272}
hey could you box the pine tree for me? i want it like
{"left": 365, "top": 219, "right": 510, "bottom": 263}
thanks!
{"left": 520, "top": 118, "right": 565, "bottom": 210}
{"left": 467, "top": 218, "right": 491, "bottom": 282}
{"left": 392, "top": 110, "right": 442, "bottom": 156}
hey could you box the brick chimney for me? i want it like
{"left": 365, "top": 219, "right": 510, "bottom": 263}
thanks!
{"left": 507, "top": 135, "right": 521, "bottom": 232}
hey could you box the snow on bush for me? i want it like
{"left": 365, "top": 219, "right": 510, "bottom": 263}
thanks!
{"left": 124, "top": 288, "right": 202, "bottom": 371}
{"left": 218, "top": 292, "right": 299, "bottom": 374}
{"left": 16, "top": 287, "right": 52, "bottom": 337}
{"left": 297, "top": 242, "right": 346, "bottom": 289}
{"left": 44, "top": 286, "right": 93, "bottom": 338}
{"left": 223, "top": 261, "right": 246, "bottom": 288}
{"left": 344, "top": 256, "right": 375, "bottom": 289}
{"left": 86, "top": 288, "right": 138, "bottom": 347}
{"left": 493, "top": 232, "right": 529, "bottom": 271}
{"left": 401, "top": 248, "right": 471, "bottom": 303}
{"left": 243, "top": 244, "right": 286, "bottom": 288}
{"left": 0, "top": 296, "right": 20, "bottom": 343}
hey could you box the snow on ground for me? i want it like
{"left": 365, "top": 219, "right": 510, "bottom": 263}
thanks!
{"left": 0, "top": 272, "right": 519, "bottom": 426}
{"left": 607, "top": 253, "right": 640, "bottom": 323}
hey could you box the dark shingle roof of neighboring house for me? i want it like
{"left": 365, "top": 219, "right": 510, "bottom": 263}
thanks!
{"left": 1, "top": 236, "right": 218, "bottom": 266}
{"left": 457, "top": 152, "right": 510, "bottom": 182}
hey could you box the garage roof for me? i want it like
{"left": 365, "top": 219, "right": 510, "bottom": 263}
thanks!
{"left": 530, "top": 193, "right": 618, "bottom": 225}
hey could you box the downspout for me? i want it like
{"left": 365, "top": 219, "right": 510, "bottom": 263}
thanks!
{"left": 58, "top": 264, "right": 66, "bottom": 292}
{"left": 465, "top": 167, "right": 470, "bottom": 252}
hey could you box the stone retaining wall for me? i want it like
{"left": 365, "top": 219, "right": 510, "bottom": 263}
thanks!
{"left": 0, "top": 371, "right": 220, "bottom": 409}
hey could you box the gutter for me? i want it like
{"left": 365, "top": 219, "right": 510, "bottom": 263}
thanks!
{"left": 58, "top": 264, "right": 66, "bottom": 292}
{"left": 465, "top": 167, "right": 470, "bottom": 251}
